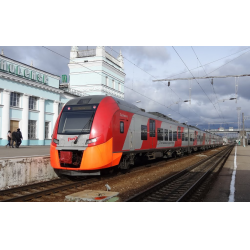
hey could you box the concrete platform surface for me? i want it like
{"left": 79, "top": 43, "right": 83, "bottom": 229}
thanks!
{"left": 65, "top": 190, "right": 119, "bottom": 202}
{"left": 204, "top": 145, "right": 250, "bottom": 202}
{"left": 0, "top": 146, "right": 50, "bottom": 159}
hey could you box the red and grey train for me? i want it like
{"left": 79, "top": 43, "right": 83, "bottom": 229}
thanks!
{"left": 50, "top": 95, "right": 223, "bottom": 176}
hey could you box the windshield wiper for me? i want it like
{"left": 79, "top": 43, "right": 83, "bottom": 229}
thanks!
{"left": 74, "top": 112, "right": 95, "bottom": 144}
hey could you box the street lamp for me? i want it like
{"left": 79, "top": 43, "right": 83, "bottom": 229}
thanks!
{"left": 217, "top": 98, "right": 237, "bottom": 103}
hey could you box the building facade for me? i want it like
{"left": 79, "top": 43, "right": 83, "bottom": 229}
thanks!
{"left": 68, "top": 46, "right": 125, "bottom": 100}
{"left": 0, "top": 53, "right": 78, "bottom": 146}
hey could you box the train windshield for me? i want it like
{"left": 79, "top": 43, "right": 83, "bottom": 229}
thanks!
{"left": 58, "top": 110, "right": 95, "bottom": 135}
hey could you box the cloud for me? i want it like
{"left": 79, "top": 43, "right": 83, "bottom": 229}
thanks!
{"left": 124, "top": 46, "right": 170, "bottom": 65}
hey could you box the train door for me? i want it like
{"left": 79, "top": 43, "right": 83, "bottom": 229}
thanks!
{"left": 149, "top": 119, "right": 155, "bottom": 149}
{"left": 194, "top": 131, "right": 198, "bottom": 145}
{"left": 203, "top": 133, "right": 206, "bottom": 145}
{"left": 178, "top": 126, "right": 181, "bottom": 141}
{"left": 129, "top": 116, "right": 135, "bottom": 150}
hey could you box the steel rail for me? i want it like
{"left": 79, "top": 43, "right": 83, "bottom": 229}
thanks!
{"left": 0, "top": 178, "right": 97, "bottom": 202}
{"left": 125, "top": 145, "right": 233, "bottom": 202}
{"left": 0, "top": 178, "right": 69, "bottom": 196}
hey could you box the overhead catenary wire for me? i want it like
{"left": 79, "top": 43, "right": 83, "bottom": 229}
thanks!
{"left": 108, "top": 46, "right": 249, "bottom": 125}
{"left": 109, "top": 46, "right": 250, "bottom": 81}
{"left": 191, "top": 46, "right": 226, "bottom": 125}
{"left": 172, "top": 46, "right": 224, "bottom": 122}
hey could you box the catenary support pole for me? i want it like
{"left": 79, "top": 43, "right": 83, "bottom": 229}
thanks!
{"left": 243, "top": 113, "right": 245, "bottom": 147}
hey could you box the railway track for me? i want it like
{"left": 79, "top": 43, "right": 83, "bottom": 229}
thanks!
{"left": 0, "top": 177, "right": 101, "bottom": 202}
{"left": 0, "top": 146, "right": 225, "bottom": 202}
{"left": 125, "top": 145, "right": 234, "bottom": 202}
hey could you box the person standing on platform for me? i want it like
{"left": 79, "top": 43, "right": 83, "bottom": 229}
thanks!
{"left": 16, "top": 128, "right": 23, "bottom": 148}
{"left": 6, "top": 130, "right": 12, "bottom": 148}
{"left": 11, "top": 130, "right": 18, "bottom": 148}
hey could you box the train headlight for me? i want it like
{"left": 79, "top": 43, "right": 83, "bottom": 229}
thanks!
{"left": 86, "top": 138, "right": 97, "bottom": 144}
{"left": 53, "top": 138, "right": 59, "bottom": 144}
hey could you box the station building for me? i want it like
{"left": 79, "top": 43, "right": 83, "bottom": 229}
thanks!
{"left": 68, "top": 46, "right": 125, "bottom": 100}
{"left": 0, "top": 52, "right": 81, "bottom": 146}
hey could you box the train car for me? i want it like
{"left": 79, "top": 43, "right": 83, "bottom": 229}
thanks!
{"left": 50, "top": 95, "right": 222, "bottom": 176}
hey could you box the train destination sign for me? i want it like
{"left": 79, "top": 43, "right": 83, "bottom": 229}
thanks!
{"left": 0, "top": 59, "right": 49, "bottom": 84}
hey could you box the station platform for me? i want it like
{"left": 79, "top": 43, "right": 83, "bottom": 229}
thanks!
{"left": 0, "top": 145, "right": 55, "bottom": 190}
{"left": 204, "top": 145, "right": 250, "bottom": 202}
{"left": 0, "top": 145, "right": 50, "bottom": 159}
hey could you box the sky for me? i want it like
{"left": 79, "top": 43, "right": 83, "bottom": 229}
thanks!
{"left": 1, "top": 45, "right": 250, "bottom": 133}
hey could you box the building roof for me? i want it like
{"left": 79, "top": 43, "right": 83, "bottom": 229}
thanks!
{"left": 0, "top": 54, "right": 60, "bottom": 78}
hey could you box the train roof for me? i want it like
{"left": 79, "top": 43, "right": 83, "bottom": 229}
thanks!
{"left": 65, "top": 96, "right": 221, "bottom": 137}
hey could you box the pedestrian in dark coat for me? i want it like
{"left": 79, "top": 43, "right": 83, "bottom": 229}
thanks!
{"left": 12, "top": 131, "right": 18, "bottom": 148}
{"left": 16, "top": 128, "right": 23, "bottom": 148}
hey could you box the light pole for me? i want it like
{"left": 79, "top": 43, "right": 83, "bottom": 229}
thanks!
{"left": 237, "top": 107, "right": 241, "bottom": 144}
{"left": 243, "top": 113, "right": 245, "bottom": 147}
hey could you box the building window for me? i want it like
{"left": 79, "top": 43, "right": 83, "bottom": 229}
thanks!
{"left": 45, "top": 122, "right": 50, "bottom": 139}
{"left": 29, "top": 96, "right": 37, "bottom": 110}
{"left": 120, "top": 121, "right": 124, "bottom": 133}
{"left": 112, "top": 80, "right": 115, "bottom": 89}
{"left": 149, "top": 119, "right": 155, "bottom": 137}
{"left": 10, "top": 92, "right": 20, "bottom": 107}
{"left": 141, "top": 125, "right": 147, "bottom": 140}
{"left": 106, "top": 77, "right": 108, "bottom": 86}
{"left": 157, "top": 128, "right": 163, "bottom": 141}
{"left": 28, "top": 120, "right": 36, "bottom": 139}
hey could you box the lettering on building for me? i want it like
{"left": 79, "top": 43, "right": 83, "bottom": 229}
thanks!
{"left": 0, "top": 59, "right": 49, "bottom": 84}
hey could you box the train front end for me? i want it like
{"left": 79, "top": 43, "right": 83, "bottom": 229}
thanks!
{"left": 50, "top": 96, "right": 122, "bottom": 176}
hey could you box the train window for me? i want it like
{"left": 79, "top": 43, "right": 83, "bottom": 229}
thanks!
{"left": 164, "top": 129, "right": 168, "bottom": 141}
{"left": 149, "top": 119, "right": 155, "bottom": 137}
{"left": 141, "top": 125, "right": 147, "bottom": 140}
{"left": 178, "top": 127, "right": 181, "bottom": 139}
{"left": 173, "top": 131, "right": 177, "bottom": 141}
{"left": 58, "top": 110, "right": 95, "bottom": 135}
{"left": 157, "top": 128, "right": 163, "bottom": 141}
{"left": 120, "top": 121, "right": 124, "bottom": 133}
{"left": 182, "top": 132, "right": 185, "bottom": 141}
{"left": 185, "top": 133, "right": 188, "bottom": 141}
{"left": 169, "top": 130, "right": 172, "bottom": 141}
